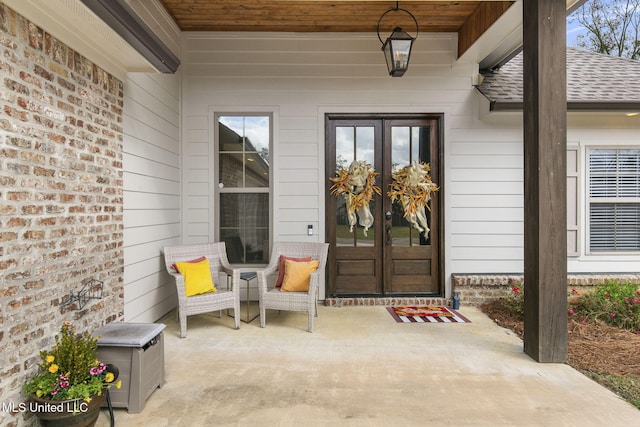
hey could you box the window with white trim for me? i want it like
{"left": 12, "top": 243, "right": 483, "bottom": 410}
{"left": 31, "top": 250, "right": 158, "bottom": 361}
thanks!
{"left": 588, "top": 149, "right": 640, "bottom": 251}
{"left": 216, "top": 114, "right": 271, "bottom": 264}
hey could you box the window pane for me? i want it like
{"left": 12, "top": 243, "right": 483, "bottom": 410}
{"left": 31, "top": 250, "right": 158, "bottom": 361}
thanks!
{"left": 219, "top": 153, "right": 244, "bottom": 188}
{"left": 245, "top": 153, "right": 269, "bottom": 188}
{"left": 218, "top": 115, "right": 270, "bottom": 189}
{"left": 589, "top": 149, "right": 640, "bottom": 252}
{"left": 218, "top": 114, "right": 271, "bottom": 264}
{"left": 220, "top": 193, "right": 269, "bottom": 264}
{"left": 219, "top": 118, "right": 244, "bottom": 151}
{"left": 244, "top": 116, "right": 270, "bottom": 153}
{"left": 590, "top": 149, "right": 640, "bottom": 198}
{"left": 590, "top": 203, "right": 640, "bottom": 251}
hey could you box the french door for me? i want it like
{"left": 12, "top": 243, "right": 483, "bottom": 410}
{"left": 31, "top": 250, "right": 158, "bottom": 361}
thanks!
{"left": 325, "top": 114, "right": 442, "bottom": 296}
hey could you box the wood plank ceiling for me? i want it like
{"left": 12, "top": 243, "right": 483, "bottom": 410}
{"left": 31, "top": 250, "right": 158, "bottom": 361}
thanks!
{"left": 159, "top": 1, "right": 514, "bottom": 55}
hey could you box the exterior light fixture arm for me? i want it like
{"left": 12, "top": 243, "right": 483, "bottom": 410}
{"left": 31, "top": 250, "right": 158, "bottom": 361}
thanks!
{"left": 376, "top": 2, "right": 419, "bottom": 45}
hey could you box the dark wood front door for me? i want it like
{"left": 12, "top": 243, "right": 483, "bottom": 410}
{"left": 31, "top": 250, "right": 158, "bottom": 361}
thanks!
{"left": 325, "top": 114, "right": 442, "bottom": 297}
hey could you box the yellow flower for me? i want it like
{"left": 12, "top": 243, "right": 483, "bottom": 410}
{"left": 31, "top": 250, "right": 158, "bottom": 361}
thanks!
{"left": 105, "top": 372, "right": 115, "bottom": 383}
{"left": 36, "top": 390, "right": 43, "bottom": 397}
{"left": 93, "top": 359, "right": 99, "bottom": 367}
{"left": 84, "top": 397, "right": 92, "bottom": 403}
{"left": 46, "top": 355, "right": 55, "bottom": 364}
{"left": 48, "top": 364, "right": 59, "bottom": 374}
{"left": 115, "top": 380, "right": 122, "bottom": 389}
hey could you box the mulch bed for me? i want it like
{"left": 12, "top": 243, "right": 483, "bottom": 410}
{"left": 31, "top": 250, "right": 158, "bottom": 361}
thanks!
{"left": 480, "top": 299, "right": 640, "bottom": 376}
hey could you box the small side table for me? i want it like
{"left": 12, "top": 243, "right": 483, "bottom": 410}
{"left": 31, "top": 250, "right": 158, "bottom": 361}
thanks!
{"left": 240, "top": 272, "right": 259, "bottom": 323}
{"left": 228, "top": 272, "right": 259, "bottom": 323}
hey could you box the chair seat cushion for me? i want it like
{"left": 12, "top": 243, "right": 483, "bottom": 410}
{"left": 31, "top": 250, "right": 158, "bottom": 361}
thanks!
{"left": 275, "top": 255, "right": 311, "bottom": 287}
{"left": 280, "top": 259, "right": 320, "bottom": 292}
{"left": 175, "top": 259, "right": 217, "bottom": 296}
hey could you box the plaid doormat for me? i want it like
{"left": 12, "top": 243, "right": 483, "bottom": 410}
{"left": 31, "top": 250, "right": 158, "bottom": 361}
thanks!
{"left": 386, "top": 306, "right": 471, "bottom": 323}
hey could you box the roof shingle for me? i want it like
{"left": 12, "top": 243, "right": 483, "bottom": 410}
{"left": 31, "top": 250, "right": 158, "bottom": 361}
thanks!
{"left": 477, "top": 48, "right": 640, "bottom": 110}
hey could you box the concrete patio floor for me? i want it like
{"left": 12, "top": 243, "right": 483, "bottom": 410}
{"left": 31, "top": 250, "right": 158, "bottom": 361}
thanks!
{"left": 98, "top": 305, "right": 640, "bottom": 426}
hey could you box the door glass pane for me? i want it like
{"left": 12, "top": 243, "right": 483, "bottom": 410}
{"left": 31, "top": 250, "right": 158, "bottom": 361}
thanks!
{"left": 336, "top": 127, "right": 354, "bottom": 170}
{"left": 356, "top": 127, "right": 375, "bottom": 166}
{"left": 334, "top": 126, "right": 377, "bottom": 247}
{"left": 391, "top": 127, "right": 410, "bottom": 172}
{"left": 390, "top": 125, "right": 431, "bottom": 247}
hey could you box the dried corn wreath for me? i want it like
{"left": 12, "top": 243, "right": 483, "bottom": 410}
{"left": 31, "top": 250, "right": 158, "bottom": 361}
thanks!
{"left": 387, "top": 162, "right": 439, "bottom": 238}
{"left": 329, "top": 160, "right": 381, "bottom": 236}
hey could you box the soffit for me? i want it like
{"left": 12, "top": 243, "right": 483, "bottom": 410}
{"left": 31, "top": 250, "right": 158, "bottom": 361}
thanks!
{"left": 158, "top": 1, "right": 583, "bottom": 62}
{"left": 160, "top": 1, "right": 488, "bottom": 33}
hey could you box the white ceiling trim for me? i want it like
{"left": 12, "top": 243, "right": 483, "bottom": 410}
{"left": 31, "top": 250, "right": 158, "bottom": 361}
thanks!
{"left": 3, "top": 0, "right": 158, "bottom": 79}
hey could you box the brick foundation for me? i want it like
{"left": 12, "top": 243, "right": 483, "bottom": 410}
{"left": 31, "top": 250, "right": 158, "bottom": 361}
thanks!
{"left": 0, "top": 4, "right": 124, "bottom": 426}
{"left": 452, "top": 273, "right": 640, "bottom": 306}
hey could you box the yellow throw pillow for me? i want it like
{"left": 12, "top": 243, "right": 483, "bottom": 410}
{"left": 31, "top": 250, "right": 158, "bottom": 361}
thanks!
{"left": 280, "top": 259, "right": 320, "bottom": 292}
{"left": 175, "top": 259, "right": 217, "bottom": 297}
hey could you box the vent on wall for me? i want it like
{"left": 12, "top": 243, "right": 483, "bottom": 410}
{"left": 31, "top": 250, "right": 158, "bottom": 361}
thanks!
{"left": 80, "top": 0, "right": 180, "bottom": 73}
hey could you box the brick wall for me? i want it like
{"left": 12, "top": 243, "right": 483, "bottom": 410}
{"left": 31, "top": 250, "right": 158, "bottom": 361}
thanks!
{"left": 0, "top": 4, "right": 124, "bottom": 426}
{"left": 452, "top": 273, "right": 640, "bottom": 307}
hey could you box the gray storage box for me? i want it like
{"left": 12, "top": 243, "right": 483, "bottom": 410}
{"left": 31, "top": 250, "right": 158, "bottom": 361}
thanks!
{"left": 94, "top": 322, "right": 166, "bottom": 414}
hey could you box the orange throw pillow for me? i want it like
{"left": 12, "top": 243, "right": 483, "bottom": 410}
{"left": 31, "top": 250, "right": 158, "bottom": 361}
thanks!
{"left": 280, "top": 259, "right": 320, "bottom": 292}
{"left": 275, "top": 255, "right": 311, "bottom": 287}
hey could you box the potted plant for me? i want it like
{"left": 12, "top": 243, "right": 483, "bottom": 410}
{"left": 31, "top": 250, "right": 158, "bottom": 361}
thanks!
{"left": 23, "top": 321, "right": 121, "bottom": 427}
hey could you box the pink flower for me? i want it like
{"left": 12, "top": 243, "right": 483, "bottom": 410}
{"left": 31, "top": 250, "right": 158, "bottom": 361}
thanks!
{"left": 568, "top": 309, "right": 575, "bottom": 315}
{"left": 610, "top": 312, "right": 616, "bottom": 318}
{"left": 571, "top": 289, "right": 579, "bottom": 295}
{"left": 512, "top": 286, "right": 522, "bottom": 294}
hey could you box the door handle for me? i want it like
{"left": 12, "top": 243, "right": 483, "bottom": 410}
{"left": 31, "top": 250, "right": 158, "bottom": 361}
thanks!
{"left": 385, "top": 211, "right": 392, "bottom": 220}
{"left": 386, "top": 224, "right": 391, "bottom": 245}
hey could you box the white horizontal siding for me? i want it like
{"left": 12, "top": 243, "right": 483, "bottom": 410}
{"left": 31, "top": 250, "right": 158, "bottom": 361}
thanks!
{"left": 448, "top": 118, "right": 640, "bottom": 276}
{"left": 123, "top": 72, "right": 180, "bottom": 322}
{"left": 181, "top": 32, "right": 475, "bottom": 298}
{"left": 447, "top": 128, "right": 525, "bottom": 274}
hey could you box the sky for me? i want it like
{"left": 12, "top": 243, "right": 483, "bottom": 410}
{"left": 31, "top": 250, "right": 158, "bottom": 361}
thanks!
{"left": 566, "top": 0, "right": 594, "bottom": 48}
{"left": 567, "top": 18, "right": 587, "bottom": 48}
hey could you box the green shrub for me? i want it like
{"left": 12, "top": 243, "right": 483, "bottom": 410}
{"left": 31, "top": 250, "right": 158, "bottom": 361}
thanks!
{"left": 578, "top": 281, "right": 640, "bottom": 333}
{"left": 502, "top": 285, "right": 524, "bottom": 316}
{"left": 24, "top": 322, "right": 121, "bottom": 401}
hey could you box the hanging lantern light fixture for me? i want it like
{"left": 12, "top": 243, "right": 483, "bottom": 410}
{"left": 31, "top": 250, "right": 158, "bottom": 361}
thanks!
{"left": 376, "top": 2, "right": 419, "bottom": 77}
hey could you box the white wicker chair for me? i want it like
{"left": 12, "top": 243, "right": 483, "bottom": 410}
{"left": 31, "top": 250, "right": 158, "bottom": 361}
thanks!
{"left": 163, "top": 242, "right": 241, "bottom": 338}
{"left": 257, "top": 242, "right": 329, "bottom": 332}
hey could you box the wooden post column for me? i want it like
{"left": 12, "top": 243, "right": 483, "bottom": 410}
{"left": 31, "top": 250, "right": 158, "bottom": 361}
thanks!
{"left": 522, "top": 0, "right": 568, "bottom": 362}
